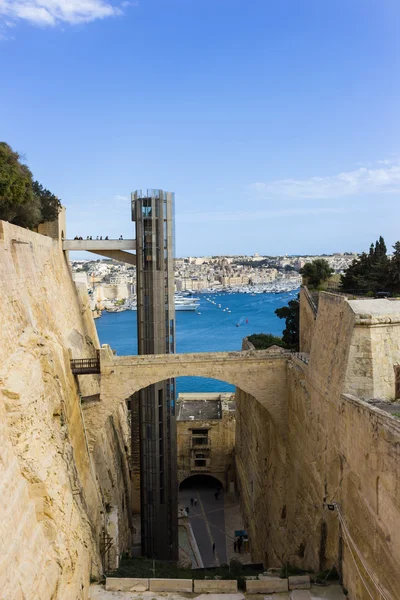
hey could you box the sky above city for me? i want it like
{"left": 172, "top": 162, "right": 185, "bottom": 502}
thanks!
{"left": 1, "top": 0, "right": 399, "bottom": 257}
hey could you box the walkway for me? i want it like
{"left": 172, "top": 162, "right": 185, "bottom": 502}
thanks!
{"left": 62, "top": 239, "right": 135, "bottom": 251}
{"left": 180, "top": 486, "right": 226, "bottom": 568}
{"left": 179, "top": 488, "right": 251, "bottom": 568}
{"left": 63, "top": 239, "right": 136, "bottom": 265}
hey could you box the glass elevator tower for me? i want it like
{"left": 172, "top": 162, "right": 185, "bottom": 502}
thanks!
{"left": 131, "top": 189, "right": 178, "bottom": 561}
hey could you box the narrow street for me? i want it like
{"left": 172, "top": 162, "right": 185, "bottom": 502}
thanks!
{"left": 180, "top": 485, "right": 227, "bottom": 568}
{"left": 179, "top": 475, "right": 251, "bottom": 569}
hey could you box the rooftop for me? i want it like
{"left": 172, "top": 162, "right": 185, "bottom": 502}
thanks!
{"left": 177, "top": 399, "right": 222, "bottom": 421}
{"left": 176, "top": 393, "right": 235, "bottom": 421}
{"left": 348, "top": 298, "right": 400, "bottom": 316}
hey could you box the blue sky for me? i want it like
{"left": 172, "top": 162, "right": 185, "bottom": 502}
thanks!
{"left": 1, "top": 0, "right": 399, "bottom": 256}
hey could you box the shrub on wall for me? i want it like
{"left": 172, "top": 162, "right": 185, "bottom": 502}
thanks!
{"left": 0, "top": 141, "right": 61, "bottom": 228}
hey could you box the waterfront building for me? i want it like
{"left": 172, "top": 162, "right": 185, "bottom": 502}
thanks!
{"left": 131, "top": 189, "right": 178, "bottom": 561}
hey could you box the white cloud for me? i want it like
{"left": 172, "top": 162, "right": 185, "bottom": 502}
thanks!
{"left": 0, "top": 0, "right": 124, "bottom": 26}
{"left": 113, "top": 194, "right": 129, "bottom": 202}
{"left": 249, "top": 161, "right": 400, "bottom": 200}
{"left": 177, "top": 207, "right": 349, "bottom": 224}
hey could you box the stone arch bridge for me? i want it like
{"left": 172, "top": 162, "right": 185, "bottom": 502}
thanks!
{"left": 96, "top": 345, "right": 294, "bottom": 437}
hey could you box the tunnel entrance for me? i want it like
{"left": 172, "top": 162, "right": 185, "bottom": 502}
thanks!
{"left": 179, "top": 474, "right": 223, "bottom": 491}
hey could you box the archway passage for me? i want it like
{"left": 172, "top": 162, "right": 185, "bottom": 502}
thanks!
{"left": 180, "top": 474, "right": 224, "bottom": 491}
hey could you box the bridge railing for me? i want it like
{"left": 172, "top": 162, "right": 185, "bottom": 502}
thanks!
{"left": 70, "top": 351, "right": 100, "bottom": 374}
{"left": 292, "top": 352, "right": 310, "bottom": 365}
{"left": 192, "top": 436, "right": 210, "bottom": 448}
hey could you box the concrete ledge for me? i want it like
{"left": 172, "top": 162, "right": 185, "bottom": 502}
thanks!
{"left": 194, "top": 579, "right": 238, "bottom": 593}
{"left": 105, "top": 578, "right": 149, "bottom": 592}
{"left": 149, "top": 578, "right": 193, "bottom": 592}
{"left": 288, "top": 575, "right": 311, "bottom": 590}
{"left": 245, "top": 577, "right": 288, "bottom": 593}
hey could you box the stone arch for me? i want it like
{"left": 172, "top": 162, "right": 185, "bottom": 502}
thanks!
{"left": 179, "top": 473, "right": 225, "bottom": 491}
{"left": 99, "top": 348, "right": 289, "bottom": 436}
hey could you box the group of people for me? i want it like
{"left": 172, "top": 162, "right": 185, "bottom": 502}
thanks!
{"left": 73, "top": 235, "right": 124, "bottom": 240}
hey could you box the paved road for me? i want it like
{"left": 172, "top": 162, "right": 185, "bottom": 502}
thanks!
{"left": 180, "top": 486, "right": 227, "bottom": 568}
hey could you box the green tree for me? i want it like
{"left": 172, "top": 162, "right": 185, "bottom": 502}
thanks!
{"left": 275, "top": 295, "right": 299, "bottom": 349}
{"left": 300, "top": 259, "right": 334, "bottom": 288}
{"left": 247, "top": 333, "right": 287, "bottom": 350}
{"left": 0, "top": 142, "right": 41, "bottom": 227}
{"left": 340, "top": 236, "right": 391, "bottom": 293}
{"left": 389, "top": 242, "right": 400, "bottom": 294}
{"left": 32, "top": 180, "right": 62, "bottom": 223}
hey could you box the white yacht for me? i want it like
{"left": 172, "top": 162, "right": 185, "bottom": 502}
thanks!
{"left": 128, "top": 295, "right": 200, "bottom": 312}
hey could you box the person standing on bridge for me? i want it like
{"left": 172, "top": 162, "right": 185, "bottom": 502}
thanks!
{"left": 212, "top": 542, "right": 215, "bottom": 555}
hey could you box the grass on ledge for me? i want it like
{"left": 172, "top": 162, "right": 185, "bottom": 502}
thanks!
{"left": 109, "top": 556, "right": 261, "bottom": 587}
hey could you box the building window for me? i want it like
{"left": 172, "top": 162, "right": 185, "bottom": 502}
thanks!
{"left": 194, "top": 454, "right": 207, "bottom": 467}
{"left": 191, "top": 428, "right": 209, "bottom": 447}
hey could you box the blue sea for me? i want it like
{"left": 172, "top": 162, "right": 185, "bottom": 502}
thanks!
{"left": 95, "top": 290, "right": 298, "bottom": 393}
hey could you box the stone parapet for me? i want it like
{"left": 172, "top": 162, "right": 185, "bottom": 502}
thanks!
{"left": 105, "top": 578, "right": 149, "bottom": 591}
{"left": 193, "top": 579, "right": 238, "bottom": 593}
{"left": 149, "top": 578, "right": 193, "bottom": 592}
{"left": 245, "top": 577, "right": 288, "bottom": 593}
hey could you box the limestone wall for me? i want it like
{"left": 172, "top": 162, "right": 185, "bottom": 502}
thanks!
{"left": 299, "top": 286, "right": 317, "bottom": 352}
{"left": 235, "top": 386, "right": 287, "bottom": 565}
{"left": 235, "top": 291, "right": 400, "bottom": 600}
{"left": 0, "top": 221, "right": 130, "bottom": 599}
{"left": 345, "top": 299, "right": 400, "bottom": 400}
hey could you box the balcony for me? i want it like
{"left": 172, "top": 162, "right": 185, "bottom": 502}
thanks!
{"left": 190, "top": 459, "right": 211, "bottom": 473}
{"left": 191, "top": 436, "right": 210, "bottom": 449}
{"left": 70, "top": 352, "right": 100, "bottom": 375}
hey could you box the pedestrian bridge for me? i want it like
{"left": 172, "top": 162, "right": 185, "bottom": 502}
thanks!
{"left": 63, "top": 238, "right": 136, "bottom": 264}
{"left": 96, "top": 345, "right": 298, "bottom": 436}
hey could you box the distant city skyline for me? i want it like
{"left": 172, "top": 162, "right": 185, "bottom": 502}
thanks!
{"left": 1, "top": 0, "right": 399, "bottom": 256}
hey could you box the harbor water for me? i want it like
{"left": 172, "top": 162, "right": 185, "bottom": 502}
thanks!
{"left": 95, "top": 290, "right": 299, "bottom": 393}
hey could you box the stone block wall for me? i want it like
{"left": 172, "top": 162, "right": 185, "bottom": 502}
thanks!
{"left": 235, "top": 291, "right": 400, "bottom": 600}
{"left": 345, "top": 301, "right": 400, "bottom": 401}
{"left": 299, "top": 286, "right": 317, "bottom": 352}
{"left": 235, "top": 386, "right": 287, "bottom": 565}
{"left": 0, "top": 221, "right": 131, "bottom": 599}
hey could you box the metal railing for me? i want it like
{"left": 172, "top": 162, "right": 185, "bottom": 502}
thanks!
{"left": 192, "top": 436, "right": 210, "bottom": 448}
{"left": 70, "top": 351, "right": 100, "bottom": 375}
{"left": 302, "top": 286, "right": 318, "bottom": 316}
{"left": 292, "top": 352, "right": 310, "bottom": 365}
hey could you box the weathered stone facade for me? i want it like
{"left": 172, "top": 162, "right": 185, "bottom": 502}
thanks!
{"left": 2, "top": 217, "right": 400, "bottom": 600}
{"left": 0, "top": 221, "right": 131, "bottom": 599}
{"left": 236, "top": 291, "right": 400, "bottom": 600}
{"left": 299, "top": 286, "right": 317, "bottom": 352}
{"left": 176, "top": 393, "right": 236, "bottom": 490}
